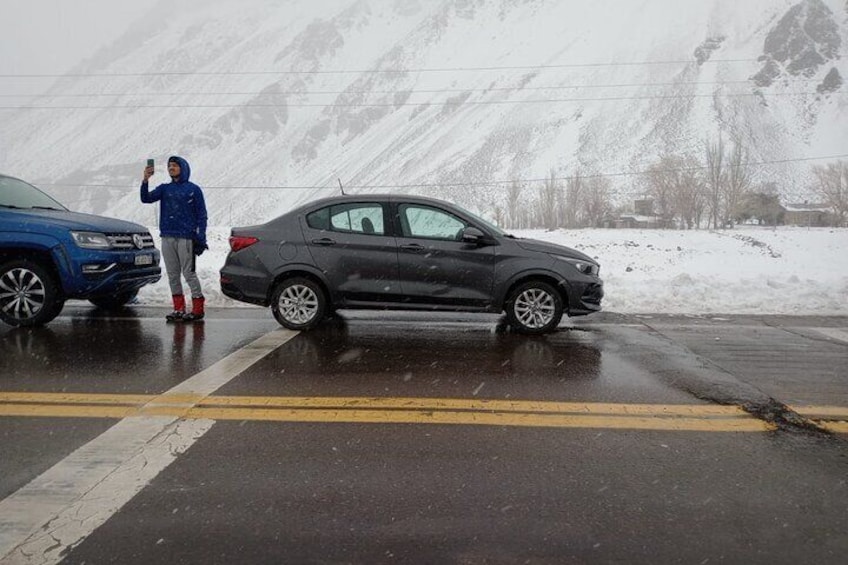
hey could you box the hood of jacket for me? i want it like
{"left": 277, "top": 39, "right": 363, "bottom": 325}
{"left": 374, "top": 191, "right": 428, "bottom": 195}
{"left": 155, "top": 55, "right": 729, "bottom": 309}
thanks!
{"left": 169, "top": 155, "right": 191, "bottom": 183}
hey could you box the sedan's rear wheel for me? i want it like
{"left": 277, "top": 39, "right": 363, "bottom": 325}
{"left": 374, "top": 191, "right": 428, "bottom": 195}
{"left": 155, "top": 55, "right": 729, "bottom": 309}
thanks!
{"left": 505, "top": 280, "right": 563, "bottom": 334}
{"left": 0, "top": 260, "right": 64, "bottom": 327}
{"left": 270, "top": 277, "right": 327, "bottom": 330}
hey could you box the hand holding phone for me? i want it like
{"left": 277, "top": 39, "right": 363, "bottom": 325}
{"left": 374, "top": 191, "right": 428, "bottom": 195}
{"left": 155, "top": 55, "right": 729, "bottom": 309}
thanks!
{"left": 144, "top": 158, "right": 154, "bottom": 181}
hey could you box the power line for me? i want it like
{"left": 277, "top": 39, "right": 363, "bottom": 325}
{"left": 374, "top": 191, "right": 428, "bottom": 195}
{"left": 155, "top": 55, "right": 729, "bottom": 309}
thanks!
{"left": 0, "top": 79, "right": 820, "bottom": 99}
{"left": 1, "top": 91, "right": 838, "bottom": 110}
{"left": 38, "top": 153, "right": 848, "bottom": 191}
{"left": 0, "top": 58, "right": 760, "bottom": 79}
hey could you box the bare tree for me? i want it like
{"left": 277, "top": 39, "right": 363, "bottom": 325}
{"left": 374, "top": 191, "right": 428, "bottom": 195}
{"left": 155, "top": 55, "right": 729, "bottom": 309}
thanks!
{"left": 812, "top": 160, "right": 848, "bottom": 226}
{"left": 734, "top": 186, "right": 784, "bottom": 226}
{"left": 490, "top": 201, "right": 505, "bottom": 227}
{"left": 505, "top": 180, "right": 524, "bottom": 229}
{"left": 537, "top": 169, "right": 559, "bottom": 229}
{"left": 724, "top": 141, "right": 752, "bottom": 227}
{"left": 581, "top": 176, "right": 612, "bottom": 227}
{"left": 679, "top": 165, "right": 707, "bottom": 229}
{"left": 645, "top": 155, "right": 705, "bottom": 228}
{"left": 645, "top": 156, "right": 681, "bottom": 227}
{"left": 704, "top": 137, "right": 725, "bottom": 228}
{"left": 562, "top": 170, "right": 584, "bottom": 228}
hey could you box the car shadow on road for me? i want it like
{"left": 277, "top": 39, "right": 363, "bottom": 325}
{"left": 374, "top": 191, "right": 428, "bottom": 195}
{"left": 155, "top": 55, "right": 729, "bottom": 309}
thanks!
{"left": 238, "top": 313, "right": 603, "bottom": 399}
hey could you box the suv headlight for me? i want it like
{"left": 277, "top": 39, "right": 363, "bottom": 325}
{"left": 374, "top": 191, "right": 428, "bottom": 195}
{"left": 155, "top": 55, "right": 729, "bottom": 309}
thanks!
{"left": 71, "top": 231, "right": 111, "bottom": 249}
{"left": 554, "top": 255, "right": 600, "bottom": 276}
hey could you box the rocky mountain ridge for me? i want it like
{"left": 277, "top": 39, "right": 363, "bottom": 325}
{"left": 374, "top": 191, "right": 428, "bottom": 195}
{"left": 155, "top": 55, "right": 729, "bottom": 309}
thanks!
{"left": 0, "top": 0, "right": 845, "bottom": 226}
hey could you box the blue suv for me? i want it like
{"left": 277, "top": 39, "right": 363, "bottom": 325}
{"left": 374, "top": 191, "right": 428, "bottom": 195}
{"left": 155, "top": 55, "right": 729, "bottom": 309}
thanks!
{"left": 0, "top": 174, "right": 161, "bottom": 326}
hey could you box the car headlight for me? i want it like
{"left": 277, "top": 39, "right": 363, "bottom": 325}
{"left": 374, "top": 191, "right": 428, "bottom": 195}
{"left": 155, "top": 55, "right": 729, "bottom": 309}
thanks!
{"left": 71, "top": 231, "right": 111, "bottom": 249}
{"left": 554, "top": 255, "right": 600, "bottom": 276}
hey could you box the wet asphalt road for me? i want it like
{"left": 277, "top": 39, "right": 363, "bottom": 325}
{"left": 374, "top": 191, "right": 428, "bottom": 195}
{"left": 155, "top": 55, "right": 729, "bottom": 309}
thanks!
{"left": 0, "top": 306, "right": 846, "bottom": 564}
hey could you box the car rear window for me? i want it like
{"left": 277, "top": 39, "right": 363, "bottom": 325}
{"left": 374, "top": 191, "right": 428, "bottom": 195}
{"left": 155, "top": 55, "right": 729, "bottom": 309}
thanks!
{"left": 307, "top": 203, "right": 385, "bottom": 235}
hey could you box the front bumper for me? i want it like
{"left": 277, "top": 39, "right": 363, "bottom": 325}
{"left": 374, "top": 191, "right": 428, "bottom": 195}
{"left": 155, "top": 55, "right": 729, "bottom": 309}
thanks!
{"left": 59, "top": 246, "right": 162, "bottom": 297}
{"left": 563, "top": 280, "right": 604, "bottom": 317}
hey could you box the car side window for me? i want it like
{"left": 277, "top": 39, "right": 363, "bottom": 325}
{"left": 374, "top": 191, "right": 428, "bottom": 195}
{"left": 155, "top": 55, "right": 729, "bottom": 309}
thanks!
{"left": 399, "top": 204, "right": 466, "bottom": 241}
{"left": 307, "top": 203, "right": 385, "bottom": 235}
{"left": 306, "top": 207, "right": 330, "bottom": 230}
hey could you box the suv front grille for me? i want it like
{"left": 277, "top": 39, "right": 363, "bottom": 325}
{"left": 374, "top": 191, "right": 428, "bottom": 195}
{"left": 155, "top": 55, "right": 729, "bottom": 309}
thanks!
{"left": 107, "top": 233, "right": 155, "bottom": 250}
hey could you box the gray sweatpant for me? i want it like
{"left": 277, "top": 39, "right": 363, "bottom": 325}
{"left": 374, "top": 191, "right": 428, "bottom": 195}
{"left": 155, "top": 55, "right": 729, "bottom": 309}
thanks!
{"left": 161, "top": 236, "right": 203, "bottom": 298}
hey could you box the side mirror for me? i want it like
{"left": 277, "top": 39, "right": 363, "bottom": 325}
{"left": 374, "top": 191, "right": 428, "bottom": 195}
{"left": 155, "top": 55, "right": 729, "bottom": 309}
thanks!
{"left": 460, "top": 227, "right": 487, "bottom": 245}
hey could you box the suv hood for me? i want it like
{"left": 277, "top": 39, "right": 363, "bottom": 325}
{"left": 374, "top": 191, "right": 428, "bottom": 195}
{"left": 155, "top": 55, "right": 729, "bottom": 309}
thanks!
{"left": 9, "top": 208, "right": 149, "bottom": 233}
{"left": 514, "top": 238, "right": 596, "bottom": 264}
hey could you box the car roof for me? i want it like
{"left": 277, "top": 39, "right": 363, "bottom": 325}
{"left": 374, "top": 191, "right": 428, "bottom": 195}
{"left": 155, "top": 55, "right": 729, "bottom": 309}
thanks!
{"left": 296, "top": 193, "right": 457, "bottom": 211}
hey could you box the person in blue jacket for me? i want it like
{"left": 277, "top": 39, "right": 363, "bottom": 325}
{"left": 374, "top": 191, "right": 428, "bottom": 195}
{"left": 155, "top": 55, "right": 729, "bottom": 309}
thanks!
{"left": 141, "top": 155, "right": 208, "bottom": 322}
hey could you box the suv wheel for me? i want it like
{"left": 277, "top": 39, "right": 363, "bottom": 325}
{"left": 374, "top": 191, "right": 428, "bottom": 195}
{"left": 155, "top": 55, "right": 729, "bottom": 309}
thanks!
{"left": 0, "top": 260, "right": 64, "bottom": 327}
{"left": 505, "top": 280, "right": 563, "bottom": 334}
{"left": 271, "top": 277, "right": 327, "bottom": 330}
{"left": 89, "top": 290, "right": 139, "bottom": 310}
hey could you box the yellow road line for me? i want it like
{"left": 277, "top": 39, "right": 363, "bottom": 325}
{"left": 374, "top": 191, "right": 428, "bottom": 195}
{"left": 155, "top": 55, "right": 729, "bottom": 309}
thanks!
{"left": 0, "top": 392, "right": 148, "bottom": 404}
{"left": 0, "top": 392, "right": 199, "bottom": 406}
{"left": 0, "top": 392, "right": 747, "bottom": 416}
{"left": 186, "top": 406, "right": 773, "bottom": 432}
{"left": 0, "top": 404, "right": 138, "bottom": 419}
{"left": 196, "top": 395, "right": 749, "bottom": 416}
{"left": 814, "top": 421, "right": 848, "bottom": 434}
{"left": 790, "top": 405, "right": 848, "bottom": 419}
{"left": 2, "top": 392, "right": 845, "bottom": 433}
{"left": 0, "top": 402, "right": 772, "bottom": 432}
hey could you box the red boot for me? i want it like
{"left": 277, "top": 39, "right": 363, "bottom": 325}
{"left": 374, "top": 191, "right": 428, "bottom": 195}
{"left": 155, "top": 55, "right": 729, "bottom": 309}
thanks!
{"left": 184, "top": 296, "right": 205, "bottom": 322}
{"left": 166, "top": 294, "right": 186, "bottom": 322}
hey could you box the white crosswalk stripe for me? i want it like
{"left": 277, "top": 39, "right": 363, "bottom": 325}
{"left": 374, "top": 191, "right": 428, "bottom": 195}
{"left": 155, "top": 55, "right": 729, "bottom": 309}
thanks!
{"left": 0, "top": 328, "right": 297, "bottom": 565}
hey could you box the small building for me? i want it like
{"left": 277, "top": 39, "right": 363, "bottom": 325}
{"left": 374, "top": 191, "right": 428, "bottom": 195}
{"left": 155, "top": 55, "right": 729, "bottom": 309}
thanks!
{"left": 601, "top": 214, "right": 668, "bottom": 229}
{"left": 784, "top": 203, "right": 838, "bottom": 227}
{"left": 633, "top": 199, "right": 655, "bottom": 216}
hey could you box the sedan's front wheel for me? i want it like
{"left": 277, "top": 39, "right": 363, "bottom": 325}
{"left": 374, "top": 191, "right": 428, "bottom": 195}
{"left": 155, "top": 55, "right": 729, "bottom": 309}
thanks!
{"left": 505, "top": 280, "right": 563, "bottom": 334}
{"left": 0, "top": 260, "right": 64, "bottom": 327}
{"left": 270, "top": 277, "right": 327, "bottom": 330}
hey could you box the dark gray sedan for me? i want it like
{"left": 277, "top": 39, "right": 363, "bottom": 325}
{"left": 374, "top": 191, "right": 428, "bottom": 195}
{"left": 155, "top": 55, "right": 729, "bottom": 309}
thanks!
{"left": 220, "top": 194, "right": 602, "bottom": 333}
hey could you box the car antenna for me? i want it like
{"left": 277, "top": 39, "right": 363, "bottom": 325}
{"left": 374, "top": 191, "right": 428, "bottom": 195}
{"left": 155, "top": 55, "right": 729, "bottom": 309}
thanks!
{"left": 337, "top": 178, "right": 345, "bottom": 195}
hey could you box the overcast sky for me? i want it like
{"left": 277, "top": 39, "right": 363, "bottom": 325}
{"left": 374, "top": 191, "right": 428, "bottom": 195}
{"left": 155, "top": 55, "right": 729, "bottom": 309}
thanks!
{"left": 1, "top": 0, "right": 160, "bottom": 92}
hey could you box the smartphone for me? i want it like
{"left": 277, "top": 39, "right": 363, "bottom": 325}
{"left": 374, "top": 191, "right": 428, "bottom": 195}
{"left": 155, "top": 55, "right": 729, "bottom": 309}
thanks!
{"left": 147, "top": 158, "right": 154, "bottom": 172}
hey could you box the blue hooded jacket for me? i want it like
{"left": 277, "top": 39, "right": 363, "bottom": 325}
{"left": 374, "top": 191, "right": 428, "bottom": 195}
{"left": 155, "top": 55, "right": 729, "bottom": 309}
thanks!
{"left": 140, "top": 155, "right": 207, "bottom": 243}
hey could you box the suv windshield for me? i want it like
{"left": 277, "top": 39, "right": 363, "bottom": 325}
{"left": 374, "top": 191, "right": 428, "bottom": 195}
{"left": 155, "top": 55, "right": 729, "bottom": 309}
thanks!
{"left": 0, "top": 176, "right": 67, "bottom": 210}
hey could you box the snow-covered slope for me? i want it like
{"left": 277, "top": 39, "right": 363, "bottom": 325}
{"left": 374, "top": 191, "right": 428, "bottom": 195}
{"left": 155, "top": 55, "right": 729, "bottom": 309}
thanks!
{"left": 1, "top": 0, "right": 846, "bottom": 227}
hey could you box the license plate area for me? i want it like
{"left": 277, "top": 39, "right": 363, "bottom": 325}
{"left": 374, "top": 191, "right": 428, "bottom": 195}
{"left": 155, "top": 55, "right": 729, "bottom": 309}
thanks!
{"left": 134, "top": 254, "right": 153, "bottom": 266}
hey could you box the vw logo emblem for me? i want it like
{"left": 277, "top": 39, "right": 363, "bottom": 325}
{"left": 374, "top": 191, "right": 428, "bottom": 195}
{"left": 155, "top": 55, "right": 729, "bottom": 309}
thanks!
{"left": 132, "top": 234, "right": 145, "bottom": 249}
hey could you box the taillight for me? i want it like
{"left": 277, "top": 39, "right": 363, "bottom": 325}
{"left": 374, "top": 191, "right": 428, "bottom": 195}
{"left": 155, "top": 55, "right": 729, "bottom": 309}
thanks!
{"left": 229, "top": 236, "right": 259, "bottom": 252}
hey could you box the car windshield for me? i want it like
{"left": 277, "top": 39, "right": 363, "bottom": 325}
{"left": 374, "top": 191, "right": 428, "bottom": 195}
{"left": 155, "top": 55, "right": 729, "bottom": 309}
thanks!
{"left": 0, "top": 176, "right": 67, "bottom": 210}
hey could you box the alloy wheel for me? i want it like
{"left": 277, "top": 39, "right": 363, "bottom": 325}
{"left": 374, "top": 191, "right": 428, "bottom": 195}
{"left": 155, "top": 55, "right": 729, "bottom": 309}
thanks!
{"left": 0, "top": 267, "right": 46, "bottom": 321}
{"left": 277, "top": 283, "right": 320, "bottom": 325}
{"left": 513, "top": 288, "right": 556, "bottom": 329}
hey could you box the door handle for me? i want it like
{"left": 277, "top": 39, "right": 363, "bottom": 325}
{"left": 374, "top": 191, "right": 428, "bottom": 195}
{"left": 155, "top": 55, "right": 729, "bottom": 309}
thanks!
{"left": 400, "top": 244, "right": 425, "bottom": 252}
{"left": 312, "top": 238, "right": 336, "bottom": 246}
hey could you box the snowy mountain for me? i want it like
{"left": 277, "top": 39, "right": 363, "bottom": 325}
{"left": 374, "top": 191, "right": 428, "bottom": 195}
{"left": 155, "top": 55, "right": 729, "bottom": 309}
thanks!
{"left": 1, "top": 0, "right": 846, "bottom": 227}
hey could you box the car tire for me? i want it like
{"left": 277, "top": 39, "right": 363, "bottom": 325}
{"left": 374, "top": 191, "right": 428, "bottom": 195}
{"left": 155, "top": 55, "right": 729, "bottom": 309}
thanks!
{"left": 505, "top": 280, "right": 563, "bottom": 334}
{"left": 0, "top": 259, "right": 64, "bottom": 327}
{"left": 88, "top": 290, "right": 139, "bottom": 310}
{"left": 270, "top": 277, "right": 327, "bottom": 330}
